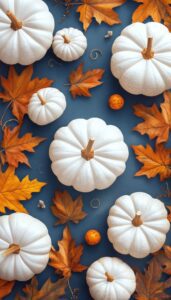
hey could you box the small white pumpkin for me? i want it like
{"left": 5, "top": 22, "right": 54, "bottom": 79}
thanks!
{"left": 0, "top": 213, "right": 52, "bottom": 281}
{"left": 111, "top": 22, "right": 171, "bottom": 96}
{"left": 52, "top": 27, "right": 87, "bottom": 62}
{"left": 87, "top": 257, "right": 136, "bottom": 300}
{"left": 49, "top": 118, "right": 129, "bottom": 193}
{"left": 107, "top": 192, "right": 170, "bottom": 259}
{"left": 28, "top": 87, "right": 67, "bottom": 126}
{"left": 0, "top": 0, "right": 55, "bottom": 65}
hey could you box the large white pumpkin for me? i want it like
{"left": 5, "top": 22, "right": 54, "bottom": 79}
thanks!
{"left": 107, "top": 192, "right": 170, "bottom": 258}
{"left": 0, "top": 0, "right": 55, "bottom": 65}
{"left": 28, "top": 87, "right": 67, "bottom": 126}
{"left": 0, "top": 213, "right": 52, "bottom": 281}
{"left": 52, "top": 27, "right": 87, "bottom": 62}
{"left": 87, "top": 257, "right": 136, "bottom": 300}
{"left": 49, "top": 118, "right": 129, "bottom": 193}
{"left": 111, "top": 22, "right": 171, "bottom": 96}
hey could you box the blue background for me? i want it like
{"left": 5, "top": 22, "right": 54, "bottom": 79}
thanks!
{"left": 0, "top": 0, "right": 171, "bottom": 299}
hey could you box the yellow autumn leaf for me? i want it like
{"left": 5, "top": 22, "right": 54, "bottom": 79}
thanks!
{"left": 0, "top": 167, "right": 46, "bottom": 213}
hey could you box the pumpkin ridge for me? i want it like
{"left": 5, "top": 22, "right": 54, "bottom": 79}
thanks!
{"left": 151, "top": 59, "right": 171, "bottom": 88}
{"left": 68, "top": 125, "right": 85, "bottom": 148}
{"left": 118, "top": 58, "right": 143, "bottom": 80}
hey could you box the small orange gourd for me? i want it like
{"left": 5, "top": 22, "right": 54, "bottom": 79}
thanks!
{"left": 108, "top": 94, "right": 125, "bottom": 110}
{"left": 85, "top": 230, "right": 101, "bottom": 246}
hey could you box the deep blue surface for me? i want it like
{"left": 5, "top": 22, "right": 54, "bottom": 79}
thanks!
{"left": 1, "top": 1, "right": 171, "bottom": 299}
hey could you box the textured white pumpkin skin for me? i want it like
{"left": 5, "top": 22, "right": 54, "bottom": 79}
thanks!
{"left": 87, "top": 257, "right": 136, "bottom": 300}
{"left": 52, "top": 27, "right": 87, "bottom": 61}
{"left": 49, "top": 118, "right": 129, "bottom": 193}
{"left": 111, "top": 22, "right": 171, "bottom": 96}
{"left": 107, "top": 192, "right": 170, "bottom": 258}
{"left": 0, "top": 0, "right": 54, "bottom": 65}
{"left": 0, "top": 213, "right": 52, "bottom": 281}
{"left": 28, "top": 88, "right": 67, "bottom": 126}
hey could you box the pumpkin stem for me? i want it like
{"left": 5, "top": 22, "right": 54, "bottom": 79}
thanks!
{"left": 132, "top": 211, "right": 143, "bottom": 227}
{"left": 63, "top": 35, "right": 70, "bottom": 44}
{"left": 105, "top": 272, "right": 114, "bottom": 282}
{"left": 81, "top": 139, "right": 95, "bottom": 161}
{"left": 37, "top": 93, "right": 46, "bottom": 105}
{"left": 142, "top": 37, "right": 154, "bottom": 59}
{"left": 6, "top": 11, "right": 22, "bottom": 31}
{"left": 3, "top": 244, "right": 20, "bottom": 256}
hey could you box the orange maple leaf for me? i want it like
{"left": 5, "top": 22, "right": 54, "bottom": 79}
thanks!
{"left": 132, "top": 0, "right": 171, "bottom": 31}
{"left": 135, "top": 259, "right": 171, "bottom": 300}
{"left": 133, "top": 91, "right": 171, "bottom": 144}
{"left": 0, "top": 167, "right": 46, "bottom": 213}
{"left": 0, "top": 125, "right": 45, "bottom": 168}
{"left": 49, "top": 226, "right": 87, "bottom": 278}
{"left": 69, "top": 63, "right": 104, "bottom": 98}
{"left": 15, "top": 276, "right": 67, "bottom": 300}
{"left": 154, "top": 245, "right": 171, "bottom": 275}
{"left": 132, "top": 144, "right": 171, "bottom": 181}
{"left": 77, "top": 0, "right": 126, "bottom": 31}
{"left": 0, "top": 280, "right": 15, "bottom": 299}
{"left": 51, "top": 191, "right": 87, "bottom": 225}
{"left": 0, "top": 66, "right": 53, "bottom": 122}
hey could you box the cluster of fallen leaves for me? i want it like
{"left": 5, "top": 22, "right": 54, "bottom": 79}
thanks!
{"left": 132, "top": 92, "right": 171, "bottom": 181}
{"left": 50, "top": 191, "right": 87, "bottom": 277}
{"left": 0, "top": 65, "right": 51, "bottom": 214}
{"left": 135, "top": 245, "right": 171, "bottom": 300}
{"left": 63, "top": 0, "right": 171, "bottom": 32}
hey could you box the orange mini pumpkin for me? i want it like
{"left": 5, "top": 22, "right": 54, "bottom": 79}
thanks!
{"left": 108, "top": 94, "right": 125, "bottom": 110}
{"left": 85, "top": 229, "right": 101, "bottom": 246}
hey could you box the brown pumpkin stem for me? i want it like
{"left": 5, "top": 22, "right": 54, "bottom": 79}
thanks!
{"left": 142, "top": 37, "right": 154, "bottom": 59}
{"left": 105, "top": 272, "right": 114, "bottom": 282}
{"left": 132, "top": 211, "right": 143, "bottom": 227}
{"left": 37, "top": 93, "right": 46, "bottom": 105}
{"left": 6, "top": 11, "right": 22, "bottom": 31}
{"left": 81, "top": 139, "right": 95, "bottom": 161}
{"left": 3, "top": 244, "right": 20, "bottom": 256}
{"left": 63, "top": 35, "right": 70, "bottom": 44}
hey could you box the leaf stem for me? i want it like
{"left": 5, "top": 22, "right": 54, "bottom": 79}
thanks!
{"left": 67, "top": 280, "right": 74, "bottom": 299}
{"left": 0, "top": 101, "right": 13, "bottom": 129}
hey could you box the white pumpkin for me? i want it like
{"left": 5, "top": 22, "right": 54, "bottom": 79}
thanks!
{"left": 87, "top": 257, "right": 136, "bottom": 300}
{"left": 107, "top": 192, "right": 170, "bottom": 259}
{"left": 49, "top": 118, "right": 129, "bottom": 193}
{"left": 52, "top": 27, "right": 87, "bottom": 62}
{"left": 28, "top": 88, "right": 67, "bottom": 126}
{"left": 111, "top": 22, "right": 171, "bottom": 96}
{"left": 0, "top": 213, "right": 52, "bottom": 281}
{"left": 0, "top": 0, "right": 54, "bottom": 65}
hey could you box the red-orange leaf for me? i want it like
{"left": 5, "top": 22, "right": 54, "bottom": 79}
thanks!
{"left": 49, "top": 226, "right": 87, "bottom": 278}
{"left": 0, "top": 126, "right": 45, "bottom": 168}
{"left": 69, "top": 63, "right": 104, "bottom": 98}
{"left": 77, "top": 0, "right": 126, "bottom": 31}
{"left": 0, "top": 280, "right": 15, "bottom": 299}
{"left": 0, "top": 66, "right": 53, "bottom": 122}
{"left": 132, "top": 144, "right": 171, "bottom": 181}
{"left": 133, "top": 91, "right": 171, "bottom": 144}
